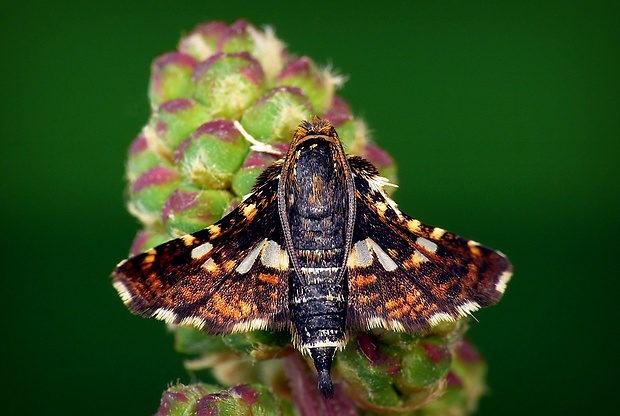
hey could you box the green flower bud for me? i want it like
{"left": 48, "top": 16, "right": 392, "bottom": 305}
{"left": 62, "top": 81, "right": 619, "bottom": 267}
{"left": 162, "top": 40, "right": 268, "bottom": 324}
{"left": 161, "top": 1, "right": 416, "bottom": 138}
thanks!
{"left": 193, "top": 384, "right": 291, "bottom": 416}
{"left": 127, "top": 166, "right": 180, "bottom": 227}
{"left": 193, "top": 52, "right": 265, "bottom": 119}
{"left": 155, "top": 383, "right": 218, "bottom": 416}
{"left": 179, "top": 21, "right": 230, "bottom": 61}
{"left": 231, "top": 143, "right": 288, "bottom": 197}
{"left": 148, "top": 98, "right": 212, "bottom": 157}
{"left": 129, "top": 228, "right": 173, "bottom": 256}
{"left": 278, "top": 57, "right": 339, "bottom": 114}
{"left": 162, "top": 185, "right": 236, "bottom": 236}
{"left": 175, "top": 119, "right": 249, "bottom": 190}
{"left": 126, "top": 133, "right": 168, "bottom": 182}
{"left": 149, "top": 53, "right": 198, "bottom": 106}
{"left": 239, "top": 86, "right": 314, "bottom": 144}
{"left": 218, "top": 20, "right": 257, "bottom": 55}
{"left": 337, "top": 330, "right": 457, "bottom": 413}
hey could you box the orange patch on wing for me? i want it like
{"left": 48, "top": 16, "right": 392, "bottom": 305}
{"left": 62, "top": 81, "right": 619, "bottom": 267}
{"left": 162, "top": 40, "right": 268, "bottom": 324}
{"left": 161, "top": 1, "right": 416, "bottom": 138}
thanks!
{"left": 181, "top": 234, "right": 197, "bottom": 246}
{"left": 211, "top": 292, "right": 254, "bottom": 320}
{"left": 223, "top": 259, "right": 237, "bottom": 273}
{"left": 179, "top": 286, "right": 203, "bottom": 303}
{"left": 403, "top": 251, "right": 428, "bottom": 268}
{"left": 209, "top": 224, "right": 222, "bottom": 238}
{"left": 142, "top": 249, "right": 157, "bottom": 268}
{"left": 351, "top": 273, "right": 377, "bottom": 286}
{"left": 258, "top": 273, "right": 280, "bottom": 285}
{"left": 202, "top": 258, "right": 220, "bottom": 273}
{"left": 242, "top": 203, "right": 257, "bottom": 220}
{"left": 146, "top": 272, "right": 162, "bottom": 291}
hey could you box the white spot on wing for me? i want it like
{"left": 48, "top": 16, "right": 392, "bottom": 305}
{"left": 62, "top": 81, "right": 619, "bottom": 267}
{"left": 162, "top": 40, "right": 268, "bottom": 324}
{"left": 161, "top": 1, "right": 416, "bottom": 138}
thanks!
{"left": 368, "top": 238, "right": 398, "bottom": 271}
{"left": 261, "top": 239, "right": 289, "bottom": 269}
{"left": 367, "top": 174, "right": 397, "bottom": 191}
{"left": 350, "top": 239, "right": 373, "bottom": 267}
{"left": 202, "top": 257, "right": 218, "bottom": 271}
{"left": 416, "top": 237, "right": 438, "bottom": 253}
{"left": 191, "top": 242, "right": 214, "bottom": 259}
{"left": 496, "top": 270, "right": 512, "bottom": 294}
{"left": 236, "top": 239, "right": 266, "bottom": 274}
{"left": 389, "top": 320, "right": 405, "bottom": 331}
{"left": 412, "top": 250, "right": 430, "bottom": 264}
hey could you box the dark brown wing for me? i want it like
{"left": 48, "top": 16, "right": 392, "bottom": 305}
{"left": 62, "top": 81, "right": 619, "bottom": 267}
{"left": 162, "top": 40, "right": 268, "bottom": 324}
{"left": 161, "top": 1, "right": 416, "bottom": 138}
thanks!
{"left": 346, "top": 156, "right": 512, "bottom": 332}
{"left": 112, "top": 162, "right": 291, "bottom": 333}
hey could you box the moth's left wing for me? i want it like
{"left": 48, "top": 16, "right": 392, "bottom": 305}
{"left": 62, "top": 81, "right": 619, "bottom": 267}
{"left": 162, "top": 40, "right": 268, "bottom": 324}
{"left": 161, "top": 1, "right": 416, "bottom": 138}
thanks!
{"left": 112, "top": 162, "right": 291, "bottom": 333}
{"left": 346, "top": 156, "right": 512, "bottom": 332}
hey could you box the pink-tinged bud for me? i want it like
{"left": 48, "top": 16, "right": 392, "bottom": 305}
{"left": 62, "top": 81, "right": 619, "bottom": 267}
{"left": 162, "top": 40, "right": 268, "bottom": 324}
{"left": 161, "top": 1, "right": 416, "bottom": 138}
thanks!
{"left": 218, "top": 19, "right": 255, "bottom": 54}
{"left": 279, "top": 56, "right": 335, "bottom": 113}
{"left": 147, "top": 98, "right": 211, "bottom": 158}
{"left": 232, "top": 142, "right": 288, "bottom": 197}
{"left": 323, "top": 95, "right": 354, "bottom": 127}
{"left": 127, "top": 166, "right": 180, "bottom": 227}
{"left": 364, "top": 142, "right": 398, "bottom": 191}
{"left": 129, "top": 228, "right": 173, "bottom": 256}
{"left": 149, "top": 52, "right": 199, "bottom": 106}
{"left": 178, "top": 21, "right": 230, "bottom": 60}
{"left": 162, "top": 185, "right": 236, "bottom": 236}
{"left": 193, "top": 52, "right": 265, "bottom": 119}
{"left": 337, "top": 331, "right": 453, "bottom": 413}
{"left": 240, "top": 86, "right": 313, "bottom": 144}
{"left": 126, "top": 133, "right": 168, "bottom": 182}
{"left": 155, "top": 384, "right": 217, "bottom": 416}
{"left": 174, "top": 119, "right": 249, "bottom": 190}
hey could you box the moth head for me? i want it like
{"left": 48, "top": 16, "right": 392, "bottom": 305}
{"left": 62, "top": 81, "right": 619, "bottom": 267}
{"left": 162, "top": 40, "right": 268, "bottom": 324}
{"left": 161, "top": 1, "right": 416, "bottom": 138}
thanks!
{"left": 290, "top": 117, "right": 340, "bottom": 149}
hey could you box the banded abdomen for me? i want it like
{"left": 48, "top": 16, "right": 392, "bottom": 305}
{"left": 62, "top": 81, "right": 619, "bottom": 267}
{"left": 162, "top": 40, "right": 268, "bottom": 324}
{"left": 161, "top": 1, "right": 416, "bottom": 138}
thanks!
{"left": 280, "top": 138, "right": 354, "bottom": 396}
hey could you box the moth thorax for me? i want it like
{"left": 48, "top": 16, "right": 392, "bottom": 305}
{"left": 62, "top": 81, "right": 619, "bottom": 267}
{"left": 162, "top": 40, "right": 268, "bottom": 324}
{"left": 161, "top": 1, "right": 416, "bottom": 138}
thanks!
{"left": 286, "top": 140, "right": 349, "bottom": 257}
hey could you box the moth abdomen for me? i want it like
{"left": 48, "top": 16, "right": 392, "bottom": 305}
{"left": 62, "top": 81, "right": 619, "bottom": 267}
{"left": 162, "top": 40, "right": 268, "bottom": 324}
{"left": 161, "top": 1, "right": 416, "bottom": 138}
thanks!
{"left": 290, "top": 280, "right": 345, "bottom": 398}
{"left": 290, "top": 278, "right": 347, "bottom": 339}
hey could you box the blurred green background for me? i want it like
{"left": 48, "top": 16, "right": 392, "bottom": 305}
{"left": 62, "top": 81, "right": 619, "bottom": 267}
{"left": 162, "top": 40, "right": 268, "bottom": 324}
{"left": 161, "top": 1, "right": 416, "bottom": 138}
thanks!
{"left": 2, "top": 1, "right": 618, "bottom": 414}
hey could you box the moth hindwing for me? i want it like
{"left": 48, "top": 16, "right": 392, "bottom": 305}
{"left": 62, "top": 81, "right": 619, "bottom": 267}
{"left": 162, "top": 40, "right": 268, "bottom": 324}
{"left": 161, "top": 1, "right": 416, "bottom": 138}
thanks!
{"left": 112, "top": 117, "right": 512, "bottom": 398}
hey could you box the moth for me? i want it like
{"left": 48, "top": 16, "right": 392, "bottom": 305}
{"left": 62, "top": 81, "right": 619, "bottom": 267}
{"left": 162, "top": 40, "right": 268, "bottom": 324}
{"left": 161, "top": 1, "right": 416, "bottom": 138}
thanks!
{"left": 112, "top": 118, "right": 512, "bottom": 397}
